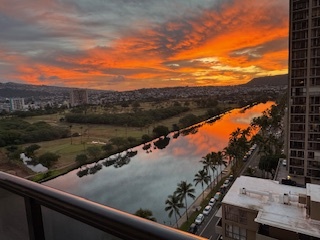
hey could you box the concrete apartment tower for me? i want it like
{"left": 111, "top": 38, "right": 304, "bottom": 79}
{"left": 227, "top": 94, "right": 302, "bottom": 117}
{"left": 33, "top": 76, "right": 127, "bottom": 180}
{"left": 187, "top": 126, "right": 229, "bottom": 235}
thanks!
{"left": 288, "top": 0, "right": 320, "bottom": 183}
{"left": 70, "top": 89, "right": 89, "bottom": 107}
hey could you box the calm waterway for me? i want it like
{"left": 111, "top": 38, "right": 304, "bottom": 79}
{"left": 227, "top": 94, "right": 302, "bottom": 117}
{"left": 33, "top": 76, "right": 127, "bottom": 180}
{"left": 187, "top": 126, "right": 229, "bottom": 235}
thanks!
{"left": 44, "top": 102, "right": 274, "bottom": 226}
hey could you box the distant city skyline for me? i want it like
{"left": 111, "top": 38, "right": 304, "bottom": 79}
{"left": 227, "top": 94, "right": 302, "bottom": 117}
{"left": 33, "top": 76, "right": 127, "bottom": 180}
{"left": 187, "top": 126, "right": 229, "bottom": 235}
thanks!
{"left": 0, "top": 0, "right": 288, "bottom": 91}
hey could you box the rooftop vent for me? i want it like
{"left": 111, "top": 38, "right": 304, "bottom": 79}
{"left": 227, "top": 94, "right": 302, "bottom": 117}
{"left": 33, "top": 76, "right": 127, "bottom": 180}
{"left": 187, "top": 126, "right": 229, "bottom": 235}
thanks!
{"left": 240, "top": 188, "right": 246, "bottom": 195}
{"left": 283, "top": 193, "right": 290, "bottom": 204}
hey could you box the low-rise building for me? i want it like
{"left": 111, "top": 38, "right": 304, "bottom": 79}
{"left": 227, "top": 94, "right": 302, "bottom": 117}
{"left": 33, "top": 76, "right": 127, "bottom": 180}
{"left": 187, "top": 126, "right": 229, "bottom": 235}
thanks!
{"left": 215, "top": 176, "right": 320, "bottom": 240}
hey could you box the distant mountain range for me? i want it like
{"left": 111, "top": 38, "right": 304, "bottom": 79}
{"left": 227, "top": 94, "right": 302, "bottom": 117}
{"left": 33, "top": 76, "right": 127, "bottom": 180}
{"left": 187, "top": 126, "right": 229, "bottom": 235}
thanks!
{"left": 0, "top": 82, "right": 108, "bottom": 99}
{"left": 0, "top": 74, "right": 288, "bottom": 99}
{"left": 244, "top": 74, "right": 288, "bottom": 87}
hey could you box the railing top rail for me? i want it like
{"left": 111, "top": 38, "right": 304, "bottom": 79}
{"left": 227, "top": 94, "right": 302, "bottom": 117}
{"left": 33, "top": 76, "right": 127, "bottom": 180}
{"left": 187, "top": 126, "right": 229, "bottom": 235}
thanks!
{"left": 0, "top": 172, "right": 207, "bottom": 240}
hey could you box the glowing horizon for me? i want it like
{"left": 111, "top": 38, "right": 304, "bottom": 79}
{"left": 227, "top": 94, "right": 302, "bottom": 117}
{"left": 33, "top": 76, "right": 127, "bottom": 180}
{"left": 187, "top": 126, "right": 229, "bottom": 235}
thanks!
{"left": 0, "top": 0, "right": 289, "bottom": 91}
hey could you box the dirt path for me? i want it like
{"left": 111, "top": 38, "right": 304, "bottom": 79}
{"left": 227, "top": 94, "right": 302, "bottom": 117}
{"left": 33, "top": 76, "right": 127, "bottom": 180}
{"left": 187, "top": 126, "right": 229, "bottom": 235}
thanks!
{"left": 0, "top": 151, "right": 34, "bottom": 178}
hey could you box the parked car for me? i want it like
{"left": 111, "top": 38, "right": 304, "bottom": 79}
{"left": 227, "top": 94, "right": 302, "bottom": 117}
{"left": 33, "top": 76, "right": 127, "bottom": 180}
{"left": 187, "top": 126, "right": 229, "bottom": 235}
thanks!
{"left": 209, "top": 198, "right": 216, "bottom": 206}
{"left": 222, "top": 179, "right": 230, "bottom": 188}
{"left": 219, "top": 186, "right": 226, "bottom": 194}
{"left": 228, "top": 175, "right": 234, "bottom": 181}
{"left": 203, "top": 205, "right": 212, "bottom": 215}
{"left": 214, "top": 192, "right": 222, "bottom": 201}
{"left": 188, "top": 223, "right": 198, "bottom": 234}
{"left": 282, "top": 159, "right": 287, "bottom": 166}
{"left": 281, "top": 178, "right": 296, "bottom": 186}
{"left": 195, "top": 213, "right": 204, "bottom": 225}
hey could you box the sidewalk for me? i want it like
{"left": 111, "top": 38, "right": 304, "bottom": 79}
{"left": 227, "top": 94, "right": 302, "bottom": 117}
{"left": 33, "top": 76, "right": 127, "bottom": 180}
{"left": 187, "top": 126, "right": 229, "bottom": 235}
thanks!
{"left": 175, "top": 164, "right": 232, "bottom": 228}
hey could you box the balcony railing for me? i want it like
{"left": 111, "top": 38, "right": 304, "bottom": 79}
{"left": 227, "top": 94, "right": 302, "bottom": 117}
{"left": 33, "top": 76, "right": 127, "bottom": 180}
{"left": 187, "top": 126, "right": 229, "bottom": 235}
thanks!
{"left": 0, "top": 172, "right": 207, "bottom": 240}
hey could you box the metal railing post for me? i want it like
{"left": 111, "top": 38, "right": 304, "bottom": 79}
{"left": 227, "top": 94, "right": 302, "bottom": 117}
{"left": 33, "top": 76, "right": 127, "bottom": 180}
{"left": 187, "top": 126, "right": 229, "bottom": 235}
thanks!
{"left": 25, "top": 196, "right": 45, "bottom": 240}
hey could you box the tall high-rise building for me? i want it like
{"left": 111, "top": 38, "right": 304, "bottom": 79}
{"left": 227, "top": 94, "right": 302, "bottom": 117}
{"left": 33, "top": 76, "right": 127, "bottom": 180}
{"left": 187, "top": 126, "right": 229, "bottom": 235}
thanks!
{"left": 70, "top": 89, "right": 89, "bottom": 107}
{"left": 9, "top": 98, "right": 25, "bottom": 111}
{"left": 288, "top": 0, "right": 320, "bottom": 183}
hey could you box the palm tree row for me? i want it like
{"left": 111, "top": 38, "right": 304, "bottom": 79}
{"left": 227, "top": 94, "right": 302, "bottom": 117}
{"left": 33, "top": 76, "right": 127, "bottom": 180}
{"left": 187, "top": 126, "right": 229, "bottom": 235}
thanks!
{"left": 164, "top": 180, "right": 195, "bottom": 227}
{"left": 164, "top": 149, "right": 226, "bottom": 227}
{"left": 200, "top": 151, "right": 226, "bottom": 188}
{"left": 250, "top": 102, "right": 286, "bottom": 178}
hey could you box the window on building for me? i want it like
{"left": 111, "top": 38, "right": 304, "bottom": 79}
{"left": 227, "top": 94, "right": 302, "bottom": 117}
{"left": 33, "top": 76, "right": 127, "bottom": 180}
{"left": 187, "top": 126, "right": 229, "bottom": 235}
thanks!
{"left": 311, "top": 78, "right": 320, "bottom": 86}
{"left": 226, "top": 224, "right": 247, "bottom": 240}
{"left": 289, "top": 167, "right": 304, "bottom": 176}
{"left": 239, "top": 210, "right": 247, "bottom": 225}
{"left": 224, "top": 205, "right": 239, "bottom": 222}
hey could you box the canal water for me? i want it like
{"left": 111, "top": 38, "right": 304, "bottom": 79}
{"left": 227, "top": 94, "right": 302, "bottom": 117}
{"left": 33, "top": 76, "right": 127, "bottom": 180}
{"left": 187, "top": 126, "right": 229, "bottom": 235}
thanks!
{"left": 43, "top": 102, "right": 274, "bottom": 227}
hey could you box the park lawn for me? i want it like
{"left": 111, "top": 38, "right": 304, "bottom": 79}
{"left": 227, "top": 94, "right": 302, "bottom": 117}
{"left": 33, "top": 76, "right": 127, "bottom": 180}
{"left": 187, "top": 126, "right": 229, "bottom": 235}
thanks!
{"left": 30, "top": 137, "right": 86, "bottom": 168}
{"left": 21, "top": 102, "right": 235, "bottom": 172}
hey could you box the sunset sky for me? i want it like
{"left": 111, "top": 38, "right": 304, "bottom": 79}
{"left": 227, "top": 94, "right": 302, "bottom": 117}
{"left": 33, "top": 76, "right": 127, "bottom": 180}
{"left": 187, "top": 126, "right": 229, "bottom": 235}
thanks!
{"left": 0, "top": 0, "right": 289, "bottom": 91}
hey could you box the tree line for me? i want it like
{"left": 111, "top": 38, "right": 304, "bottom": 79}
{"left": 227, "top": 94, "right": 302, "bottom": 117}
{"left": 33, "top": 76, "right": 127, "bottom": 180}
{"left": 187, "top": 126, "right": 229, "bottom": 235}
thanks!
{"left": 0, "top": 118, "right": 69, "bottom": 147}
{"left": 65, "top": 106, "right": 190, "bottom": 127}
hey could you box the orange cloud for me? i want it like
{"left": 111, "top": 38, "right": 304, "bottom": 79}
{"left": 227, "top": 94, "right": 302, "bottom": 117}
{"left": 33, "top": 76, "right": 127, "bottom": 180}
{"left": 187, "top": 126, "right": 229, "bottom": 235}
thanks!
{"left": 1, "top": 0, "right": 289, "bottom": 90}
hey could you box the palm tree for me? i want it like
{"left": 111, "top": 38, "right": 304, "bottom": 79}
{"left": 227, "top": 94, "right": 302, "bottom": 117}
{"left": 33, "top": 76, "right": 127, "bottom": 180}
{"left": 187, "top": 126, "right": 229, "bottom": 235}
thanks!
{"left": 200, "top": 154, "right": 216, "bottom": 188}
{"left": 193, "top": 169, "right": 210, "bottom": 200}
{"left": 211, "top": 151, "right": 225, "bottom": 182}
{"left": 165, "top": 194, "right": 184, "bottom": 228}
{"left": 69, "top": 124, "right": 73, "bottom": 145}
{"left": 225, "top": 128, "right": 251, "bottom": 171}
{"left": 174, "top": 181, "right": 195, "bottom": 221}
{"left": 134, "top": 208, "right": 157, "bottom": 222}
{"left": 229, "top": 127, "right": 242, "bottom": 142}
{"left": 80, "top": 126, "right": 83, "bottom": 143}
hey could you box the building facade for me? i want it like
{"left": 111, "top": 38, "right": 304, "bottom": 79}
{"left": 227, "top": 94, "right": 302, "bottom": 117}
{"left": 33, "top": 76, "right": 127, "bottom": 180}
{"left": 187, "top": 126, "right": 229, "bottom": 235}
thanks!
{"left": 215, "top": 176, "right": 320, "bottom": 240}
{"left": 288, "top": 0, "right": 320, "bottom": 182}
{"left": 9, "top": 98, "right": 25, "bottom": 111}
{"left": 70, "top": 89, "right": 88, "bottom": 107}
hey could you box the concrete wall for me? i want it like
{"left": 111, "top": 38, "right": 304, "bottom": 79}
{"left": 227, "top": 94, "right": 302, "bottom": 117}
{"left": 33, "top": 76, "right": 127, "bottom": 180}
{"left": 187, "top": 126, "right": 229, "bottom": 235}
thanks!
{"left": 268, "top": 226, "right": 299, "bottom": 240}
{"left": 310, "top": 200, "right": 320, "bottom": 221}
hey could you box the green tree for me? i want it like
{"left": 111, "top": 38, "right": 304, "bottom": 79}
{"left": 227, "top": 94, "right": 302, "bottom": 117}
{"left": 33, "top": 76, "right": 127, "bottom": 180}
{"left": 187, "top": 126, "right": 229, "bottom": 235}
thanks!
{"left": 102, "top": 144, "right": 113, "bottom": 153}
{"left": 211, "top": 151, "right": 225, "bottom": 182}
{"left": 194, "top": 169, "right": 210, "bottom": 201}
{"left": 200, "top": 154, "right": 216, "bottom": 189}
{"left": 141, "top": 134, "right": 151, "bottom": 144}
{"left": 152, "top": 125, "right": 169, "bottom": 138}
{"left": 245, "top": 166, "right": 256, "bottom": 177}
{"left": 224, "top": 128, "right": 250, "bottom": 172}
{"left": 134, "top": 208, "right": 156, "bottom": 222}
{"left": 174, "top": 181, "right": 195, "bottom": 221}
{"left": 86, "top": 145, "right": 102, "bottom": 161}
{"left": 5, "top": 145, "right": 22, "bottom": 161}
{"left": 75, "top": 154, "right": 88, "bottom": 166}
{"left": 259, "top": 155, "right": 280, "bottom": 179}
{"left": 127, "top": 136, "right": 136, "bottom": 145}
{"left": 38, "top": 152, "right": 60, "bottom": 168}
{"left": 165, "top": 194, "right": 184, "bottom": 228}
{"left": 179, "top": 114, "right": 199, "bottom": 128}
{"left": 109, "top": 137, "right": 129, "bottom": 150}
{"left": 24, "top": 144, "right": 40, "bottom": 158}
{"left": 69, "top": 124, "right": 73, "bottom": 145}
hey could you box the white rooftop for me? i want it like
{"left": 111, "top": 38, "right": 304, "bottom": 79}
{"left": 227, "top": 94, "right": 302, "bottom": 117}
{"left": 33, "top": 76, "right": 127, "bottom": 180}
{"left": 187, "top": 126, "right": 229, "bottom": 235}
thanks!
{"left": 307, "top": 183, "right": 320, "bottom": 203}
{"left": 222, "top": 176, "right": 320, "bottom": 238}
